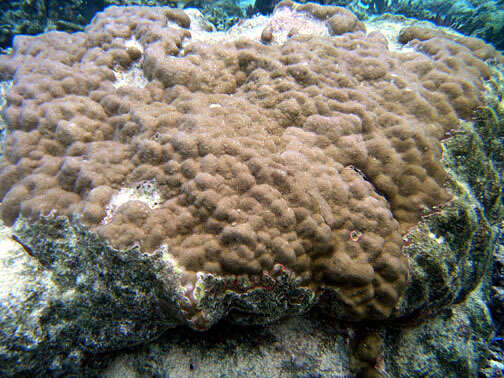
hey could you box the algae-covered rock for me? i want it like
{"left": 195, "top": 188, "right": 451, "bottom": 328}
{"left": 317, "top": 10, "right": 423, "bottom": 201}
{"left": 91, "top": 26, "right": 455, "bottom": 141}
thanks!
{"left": 386, "top": 283, "right": 494, "bottom": 377}
{"left": 100, "top": 283, "right": 494, "bottom": 377}
{"left": 0, "top": 216, "right": 185, "bottom": 375}
{"left": 200, "top": 0, "right": 244, "bottom": 31}
{"left": 392, "top": 117, "right": 500, "bottom": 320}
{"left": 103, "top": 313, "right": 353, "bottom": 377}
{"left": 0, "top": 80, "right": 9, "bottom": 158}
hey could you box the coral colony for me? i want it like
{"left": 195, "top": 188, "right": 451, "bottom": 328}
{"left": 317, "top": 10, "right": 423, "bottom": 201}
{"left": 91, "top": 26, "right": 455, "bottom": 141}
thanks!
{"left": 1, "top": 1, "right": 501, "bottom": 324}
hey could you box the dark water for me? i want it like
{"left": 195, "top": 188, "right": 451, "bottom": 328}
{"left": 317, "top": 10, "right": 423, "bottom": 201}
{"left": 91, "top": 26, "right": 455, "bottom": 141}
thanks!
{"left": 1, "top": 0, "right": 503, "bottom": 51}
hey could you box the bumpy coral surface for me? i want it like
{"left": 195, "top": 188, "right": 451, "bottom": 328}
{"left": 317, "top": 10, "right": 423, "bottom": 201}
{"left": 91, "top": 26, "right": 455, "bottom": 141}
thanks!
{"left": 0, "top": 1, "right": 501, "bottom": 321}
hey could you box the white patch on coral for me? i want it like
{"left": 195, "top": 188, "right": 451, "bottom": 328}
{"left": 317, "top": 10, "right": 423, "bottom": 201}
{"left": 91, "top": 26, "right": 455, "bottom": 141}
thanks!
{"left": 0, "top": 80, "right": 12, "bottom": 155}
{"left": 183, "top": 8, "right": 216, "bottom": 33}
{"left": 0, "top": 80, "right": 12, "bottom": 111}
{"left": 114, "top": 66, "right": 148, "bottom": 88}
{"left": 178, "top": 5, "right": 329, "bottom": 52}
{"left": 364, "top": 16, "right": 464, "bottom": 53}
{"left": 101, "top": 180, "right": 162, "bottom": 224}
{"left": 364, "top": 18, "right": 411, "bottom": 52}
{"left": 483, "top": 63, "right": 504, "bottom": 113}
{"left": 113, "top": 38, "right": 148, "bottom": 89}
{"left": 125, "top": 38, "right": 143, "bottom": 52}
{"left": 260, "top": 6, "right": 330, "bottom": 44}
{"left": 0, "top": 81, "right": 12, "bottom": 132}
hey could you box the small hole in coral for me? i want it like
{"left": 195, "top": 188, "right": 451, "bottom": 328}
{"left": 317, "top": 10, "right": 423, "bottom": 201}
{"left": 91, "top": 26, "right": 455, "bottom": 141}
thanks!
{"left": 349, "top": 230, "right": 363, "bottom": 242}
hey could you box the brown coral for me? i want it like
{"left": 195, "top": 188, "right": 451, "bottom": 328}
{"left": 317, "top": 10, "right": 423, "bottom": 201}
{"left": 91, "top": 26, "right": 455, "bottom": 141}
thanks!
{"left": 0, "top": 3, "right": 500, "bottom": 320}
